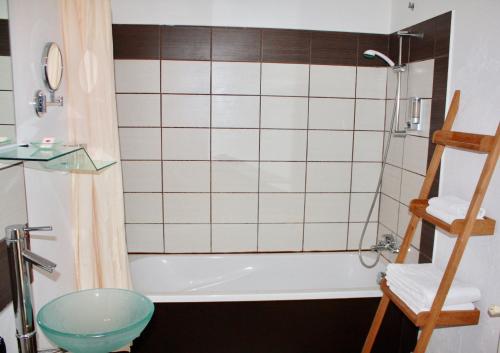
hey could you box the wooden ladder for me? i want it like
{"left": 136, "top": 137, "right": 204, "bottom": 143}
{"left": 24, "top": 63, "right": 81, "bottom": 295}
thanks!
{"left": 361, "top": 90, "right": 500, "bottom": 353}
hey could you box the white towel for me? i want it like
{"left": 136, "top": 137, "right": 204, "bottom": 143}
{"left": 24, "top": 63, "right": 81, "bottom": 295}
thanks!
{"left": 386, "top": 263, "right": 481, "bottom": 307}
{"left": 428, "top": 195, "right": 486, "bottom": 222}
{"left": 389, "top": 284, "right": 475, "bottom": 314}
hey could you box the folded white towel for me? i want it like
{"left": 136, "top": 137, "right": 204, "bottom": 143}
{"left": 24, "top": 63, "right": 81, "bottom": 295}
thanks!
{"left": 428, "top": 196, "right": 486, "bottom": 221}
{"left": 426, "top": 205, "right": 463, "bottom": 224}
{"left": 389, "top": 284, "right": 475, "bottom": 314}
{"left": 386, "top": 263, "right": 481, "bottom": 307}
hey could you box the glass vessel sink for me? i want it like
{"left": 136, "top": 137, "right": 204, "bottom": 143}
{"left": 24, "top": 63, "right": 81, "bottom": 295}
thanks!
{"left": 37, "top": 288, "right": 154, "bottom": 353}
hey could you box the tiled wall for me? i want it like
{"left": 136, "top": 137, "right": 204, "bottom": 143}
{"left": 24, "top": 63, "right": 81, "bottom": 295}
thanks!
{"left": 113, "top": 26, "right": 390, "bottom": 254}
{"left": 0, "top": 18, "right": 15, "bottom": 147}
{"left": 380, "top": 12, "right": 451, "bottom": 263}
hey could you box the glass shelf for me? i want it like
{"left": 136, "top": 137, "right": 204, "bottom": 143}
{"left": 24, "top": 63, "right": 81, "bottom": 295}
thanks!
{"left": 0, "top": 144, "right": 116, "bottom": 173}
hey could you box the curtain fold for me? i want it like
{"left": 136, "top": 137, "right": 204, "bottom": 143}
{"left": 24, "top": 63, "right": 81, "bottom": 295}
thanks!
{"left": 61, "top": 0, "right": 132, "bottom": 290}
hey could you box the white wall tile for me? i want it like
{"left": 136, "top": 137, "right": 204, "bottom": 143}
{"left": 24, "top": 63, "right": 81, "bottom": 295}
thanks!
{"left": 386, "top": 133, "right": 405, "bottom": 167}
{"left": 307, "top": 131, "right": 353, "bottom": 161}
{"left": 407, "top": 59, "right": 434, "bottom": 99}
{"left": 259, "top": 162, "right": 306, "bottom": 192}
{"left": 381, "top": 163, "right": 402, "bottom": 201}
{"left": 348, "top": 222, "right": 378, "bottom": 250}
{"left": 119, "top": 128, "right": 161, "bottom": 160}
{"left": 162, "top": 94, "right": 210, "bottom": 127}
{"left": 306, "top": 162, "right": 351, "bottom": 192}
{"left": 0, "top": 125, "right": 15, "bottom": 142}
{"left": 261, "top": 63, "right": 309, "bottom": 96}
{"left": 212, "top": 95, "right": 260, "bottom": 128}
{"left": 212, "top": 193, "right": 258, "bottom": 223}
{"left": 355, "top": 99, "right": 385, "bottom": 130}
{"left": 122, "top": 161, "right": 162, "bottom": 192}
{"left": 212, "top": 62, "right": 260, "bottom": 94}
{"left": 212, "top": 224, "right": 257, "bottom": 252}
{"left": 308, "top": 98, "right": 355, "bottom": 130}
{"left": 400, "top": 170, "right": 424, "bottom": 206}
{"left": 303, "top": 223, "right": 348, "bottom": 251}
{"left": 212, "top": 129, "right": 259, "bottom": 160}
{"left": 164, "top": 224, "right": 211, "bottom": 253}
{"left": 356, "top": 67, "right": 387, "bottom": 99}
{"left": 260, "top": 130, "right": 307, "bottom": 161}
{"left": 402, "top": 135, "right": 429, "bottom": 175}
{"left": 126, "top": 224, "right": 164, "bottom": 253}
{"left": 117, "top": 94, "right": 160, "bottom": 127}
{"left": 310, "top": 65, "right": 356, "bottom": 98}
{"left": 351, "top": 162, "right": 381, "bottom": 192}
{"left": 115, "top": 60, "right": 160, "bottom": 93}
{"left": 164, "top": 193, "right": 210, "bottom": 223}
{"left": 0, "top": 56, "right": 13, "bottom": 90}
{"left": 212, "top": 161, "right": 259, "bottom": 192}
{"left": 305, "top": 193, "right": 349, "bottom": 222}
{"left": 385, "top": 99, "right": 410, "bottom": 132}
{"left": 258, "top": 224, "right": 303, "bottom": 252}
{"left": 124, "top": 193, "right": 163, "bottom": 223}
{"left": 259, "top": 193, "right": 304, "bottom": 223}
{"left": 353, "top": 131, "right": 383, "bottom": 161}
{"left": 387, "top": 68, "right": 408, "bottom": 99}
{"left": 0, "top": 166, "right": 27, "bottom": 236}
{"left": 261, "top": 97, "right": 308, "bottom": 129}
{"left": 163, "top": 161, "right": 210, "bottom": 192}
{"left": 379, "top": 194, "right": 399, "bottom": 233}
{"left": 0, "top": 91, "right": 15, "bottom": 124}
{"left": 349, "top": 193, "right": 379, "bottom": 222}
{"left": 162, "top": 60, "right": 210, "bottom": 94}
{"left": 163, "top": 128, "right": 210, "bottom": 160}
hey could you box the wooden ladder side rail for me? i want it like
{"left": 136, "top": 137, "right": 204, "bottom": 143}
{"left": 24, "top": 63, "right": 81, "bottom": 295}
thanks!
{"left": 413, "top": 123, "right": 500, "bottom": 353}
{"left": 361, "top": 90, "right": 462, "bottom": 353}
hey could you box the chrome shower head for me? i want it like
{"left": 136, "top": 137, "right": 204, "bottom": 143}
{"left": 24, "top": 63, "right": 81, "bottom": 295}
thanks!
{"left": 362, "top": 50, "right": 396, "bottom": 67}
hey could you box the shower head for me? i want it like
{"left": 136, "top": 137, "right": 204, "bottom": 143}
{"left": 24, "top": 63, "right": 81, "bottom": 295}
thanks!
{"left": 363, "top": 50, "right": 396, "bottom": 67}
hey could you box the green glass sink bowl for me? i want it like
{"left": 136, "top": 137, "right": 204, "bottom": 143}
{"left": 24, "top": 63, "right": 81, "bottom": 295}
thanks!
{"left": 37, "top": 288, "right": 154, "bottom": 353}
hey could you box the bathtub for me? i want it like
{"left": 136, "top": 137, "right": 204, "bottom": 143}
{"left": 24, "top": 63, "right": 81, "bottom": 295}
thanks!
{"left": 128, "top": 252, "right": 417, "bottom": 353}
{"left": 129, "top": 252, "right": 386, "bottom": 302}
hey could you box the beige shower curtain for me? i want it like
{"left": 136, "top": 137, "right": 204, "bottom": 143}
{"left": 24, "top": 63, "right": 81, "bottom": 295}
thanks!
{"left": 61, "top": 0, "right": 132, "bottom": 290}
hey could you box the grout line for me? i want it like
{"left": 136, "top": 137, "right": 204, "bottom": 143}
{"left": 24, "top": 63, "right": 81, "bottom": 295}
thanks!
{"left": 159, "top": 53, "right": 166, "bottom": 253}
{"left": 301, "top": 59, "right": 312, "bottom": 251}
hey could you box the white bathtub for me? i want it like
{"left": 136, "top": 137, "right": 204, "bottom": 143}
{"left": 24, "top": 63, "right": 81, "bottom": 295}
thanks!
{"left": 129, "top": 252, "right": 386, "bottom": 302}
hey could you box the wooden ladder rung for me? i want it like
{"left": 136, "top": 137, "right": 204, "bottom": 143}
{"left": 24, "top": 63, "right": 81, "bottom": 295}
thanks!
{"left": 409, "top": 199, "right": 496, "bottom": 236}
{"left": 433, "top": 130, "right": 496, "bottom": 153}
{"left": 380, "top": 280, "right": 480, "bottom": 328}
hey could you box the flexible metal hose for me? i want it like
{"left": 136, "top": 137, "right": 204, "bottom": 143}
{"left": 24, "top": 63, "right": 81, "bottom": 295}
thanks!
{"left": 358, "top": 73, "right": 401, "bottom": 268}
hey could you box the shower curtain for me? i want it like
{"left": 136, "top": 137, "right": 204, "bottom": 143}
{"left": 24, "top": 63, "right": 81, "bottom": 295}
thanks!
{"left": 61, "top": 0, "right": 132, "bottom": 290}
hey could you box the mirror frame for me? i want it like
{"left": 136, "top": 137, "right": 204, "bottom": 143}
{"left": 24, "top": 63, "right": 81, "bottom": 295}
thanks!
{"left": 42, "top": 42, "right": 63, "bottom": 92}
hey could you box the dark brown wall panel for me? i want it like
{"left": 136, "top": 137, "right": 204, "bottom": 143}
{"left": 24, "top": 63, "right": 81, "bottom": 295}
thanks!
{"left": 434, "top": 12, "right": 452, "bottom": 58}
{"left": 112, "top": 25, "right": 160, "bottom": 60}
{"left": 388, "top": 32, "right": 410, "bottom": 65}
{"left": 408, "top": 18, "right": 435, "bottom": 62}
{"left": 212, "top": 27, "right": 261, "bottom": 62}
{"left": 358, "top": 33, "right": 390, "bottom": 67}
{"left": 0, "top": 239, "right": 11, "bottom": 311}
{"left": 311, "top": 31, "right": 358, "bottom": 66}
{"left": 161, "top": 26, "right": 211, "bottom": 61}
{"left": 262, "top": 29, "right": 310, "bottom": 64}
{"left": 0, "top": 19, "right": 10, "bottom": 57}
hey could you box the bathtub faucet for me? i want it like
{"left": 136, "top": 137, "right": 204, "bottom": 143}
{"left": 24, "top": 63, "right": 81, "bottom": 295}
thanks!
{"left": 371, "top": 234, "right": 400, "bottom": 254}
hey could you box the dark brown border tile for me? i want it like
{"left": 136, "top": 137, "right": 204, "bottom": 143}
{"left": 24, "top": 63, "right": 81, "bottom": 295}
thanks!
{"left": 213, "top": 27, "right": 261, "bottom": 62}
{"left": 112, "top": 24, "right": 160, "bottom": 60}
{"left": 311, "top": 31, "right": 357, "bottom": 66}
{"left": 419, "top": 220, "right": 435, "bottom": 263}
{"left": 434, "top": 12, "right": 452, "bottom": 58}
{"left": 358, "top": 33, "right": 390, "bottom": 67}
{"left": 0, "top": 19, "right": 10, "bottom": 57}
{"left": 262, "top": 29, "right": 310, "bottom": 64}
{"left": 0, "top": 239, "right": 11, "bottom": 311}
{"left": 161, "top": 26, "right": 211, "bottom": 61}
{"left": 408, "top": 18, "right": 435, "bottom": 62}
{"left": 432, "top": 56, "right": 449, "bottom": 101}
{"left": 388, "top": 32, "right": 410, "bottom": 65}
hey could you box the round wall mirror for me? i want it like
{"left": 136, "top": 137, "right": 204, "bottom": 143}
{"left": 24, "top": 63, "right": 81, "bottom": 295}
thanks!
{"left": 42, "top": 42, "right": 63, "bottom": 92}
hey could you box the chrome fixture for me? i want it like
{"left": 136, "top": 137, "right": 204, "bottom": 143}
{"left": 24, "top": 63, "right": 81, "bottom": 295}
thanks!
{"left": 371, "top": 234, "right": 400, "bottom": 254}
{"left": 376, "top": 271, "right": 386, "bottom": 285}
{"left": 358, "top": 30, "right": 423, "bottom": 269}
{"left": 6, "top": 224, "right": 57, "bottom": 353}
{"left": 33, "top": 42, "right": 64, "bottom": 117}
{"left": 406, "top": 96, "right": 423, "bottom": 131}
